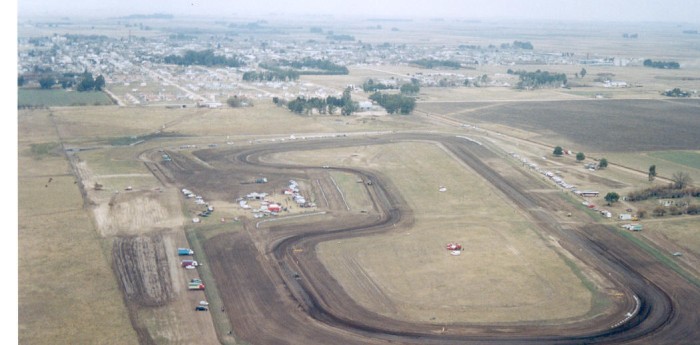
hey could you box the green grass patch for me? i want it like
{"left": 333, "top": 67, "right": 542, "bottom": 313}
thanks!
{"left": 649, "top": 151, "right": 700, "bottom": 170}
{"left": 19, "top": 89, "right": 114, "bottom": 107}
{"left": 30, "top": 142, "right": 60, "bottom": 158}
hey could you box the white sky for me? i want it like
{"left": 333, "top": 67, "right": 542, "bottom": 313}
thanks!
{"left": 16, "top": 0, "right": 700, "bottom": 23}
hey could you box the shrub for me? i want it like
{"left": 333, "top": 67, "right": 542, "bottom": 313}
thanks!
{"left": 653, "top": 206, "right": 667, "bottom": 217}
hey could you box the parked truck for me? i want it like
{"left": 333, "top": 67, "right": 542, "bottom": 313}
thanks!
{"left": 178, "top": 248, "right": 194, "bottom": 256}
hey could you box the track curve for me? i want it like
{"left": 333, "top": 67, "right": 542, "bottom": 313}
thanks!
{"left": 162, "top": 133, "right": 699, "bottom": 344}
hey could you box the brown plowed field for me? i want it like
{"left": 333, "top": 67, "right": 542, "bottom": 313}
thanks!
{"left": 156, "top": 133, "right": 700, "bottom": 344}
{"left": 113, "top": 233, "right": 174, "bottom": 307}
{"left": 420, "top": 99, "right": 700, "bottom": 152}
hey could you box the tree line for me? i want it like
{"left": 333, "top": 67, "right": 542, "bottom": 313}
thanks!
{"left": 643, "top": 59, "right": 680, "bottom": 69}
{"left": 501, "top": 40, "right": 534, "bottom": 49}
{"left": 279, "top": 87, "right": 357, "bottom": 116}
{"left": 411, "top": 59, "right": 461, "bottom": 69}
{"left": 242, "top": 70, "right": 300, "bottom": 82}
{"left": 362, "top": 79, "right": 420, "bottom": 95}
{"left": 627, "top": 171, "right": 695, "bottom": 201}
{"left": 369, "top": 92, "right": 416, "bottom": 114}
{"left": 362, "top": 79, "right": 396, "bottom": 92}
{"left": 261, "top": 59, "right": 349, "bottom": 75}
{"left": 22, "top": 71, "right": 105, "bottom": 92}
{"left": 508, "top": 69, "right": 567, "bottom": 89}
{"left": 662, "top": 88, "right": 691, "bottom": 97}
{"left": 163, "top": 49, "right": 244, "bottom": 67}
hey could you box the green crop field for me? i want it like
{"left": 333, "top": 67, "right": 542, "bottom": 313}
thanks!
{"left": 19, "top": 89, "right": 114, "bottom": 107}
{"left": 649, "top": 151, "right": 700, "bottom": 170}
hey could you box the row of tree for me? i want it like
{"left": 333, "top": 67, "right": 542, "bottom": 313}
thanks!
{"left": 626, "top": 185, "right": 700, "bottom": 202}
{"left": 163, "top": 49, "right": 244, "bottom": 67}
{"left": 510, "top": 69, "right": 567, "bottom": 89}
{"left": 628, "top": 168, "right": 695, "bottom": 201}
{"left": 411, "top": 59, "right": 461, "bottom": 69}
{"left": 553, "top": 146, "right": 610, "bottom": 168}
{"left": 662, "top": 88, "right": 691, "bottom": 97}
{"left": 400, "top": 81, "right": 420, "bottom": 95}
{"left": 259, "top": 59, "right": 349, "bottom": 76}
{"left": 501, "top": 40, "right": 534, "bottom": 49}
{"left": 242, "top": 70, "right": 300, "bottom": 82}
{"left": 25, "top": 71, "right": 105, "bottom": 91}
{"left": 326, "top": 34, "right": 355, "bottom": 41}
{"left": 643, "top": 59, "right": 680, "bottom": 69}
{"left": 368, "top": 92, "right": 416, "bottom": 114}
{"left": 362, "top": 79, "right": 396, "bottom": 92}
{"left": 281, "top": 58, "right": 349, "bottom": 75}
{"left": 651, "top": 204, "right": 700, "bottom": 217}
{"left": 280, "top": 87, "right": 357, "bottom": 116}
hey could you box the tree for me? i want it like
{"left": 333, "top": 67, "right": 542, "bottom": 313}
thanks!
{"left": 94, "top": 75, "right": 106, "bottom": 91}
{"left": 76, "top": 72, "right": 95, "bottom": 92}
{"left": 637, "top": 209, "right": 647, "bottom": 219}
{"left": 226, "top": 96, "right": 244, "bottom": 108}
{"left": 672, "top": 171, "right": 692, "bottom": 189}
{"left": 18, "top": 75, "right": 25, "bottom": 87}
{"left": 598, "top": 158, "right": 608, "bottom": 169}
{"left": 39, "top": 76, "right": 55, "bottom": 89}
{"left": 604, "top": 192, "right": 620, "bottom": 206}
{"left": 653, "top": 206, "right": 666, "bottom": 217}
{"left": 687, "top": 204, "right": 700, "bottom": 215}
{"left": 576, "top": 152, "right": 585, "bottom": 161}
{"left": 648, "top": 165, "right": 657, "bottom": 181}
{"left": 340, "top": 87, "right": 357, "bottom": 115}
{"left": 580, "top": 68, "right": 587, "bottom": 78}
{"left": 400, "top": 82, "right": 420, "bottom": 95}
{"left": 553, "top": 146, "right": 563, "bottom": 156}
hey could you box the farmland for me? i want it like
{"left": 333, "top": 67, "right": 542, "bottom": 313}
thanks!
{"left": 17, "top": 13, "right": 700, "bottom": 345}
{"left": 420, "top": 99, "right": 700, "bottom": 153}
{"left": 649, "top": 150, "right": 700, "bottom": 170}
{"left": 19, "top": 89, "right": 114, "bottom": 107}
{"left": 18, "top": 109, "right": 138, "bottom": 344}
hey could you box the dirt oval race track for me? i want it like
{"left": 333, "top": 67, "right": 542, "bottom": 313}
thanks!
{"left": 158, "top": 133, "right": 700, "bottom": 344}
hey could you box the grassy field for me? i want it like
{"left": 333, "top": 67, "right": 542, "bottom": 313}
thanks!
{"left": 649, "top": 150, "right": 700, "bottom": 170}
{"left": 283, "top": 142, "right": 600, "bottom": 323}
{"left": 328, "top": 171, "right": 373, "bottom": 211}
{"left": 18, "top": 110, "right": 138, "bottom": 345}
{"left": 604, "top": 151, "right": 700, "bottom": 185}
{"left": 641, "top": 217, "right": 700, "bottom": 259}
{"left": 47, "top": 103, "right": 420, "bottom": 145}
{"left": 19, "top": 89, "right": 114, "bottom": 107}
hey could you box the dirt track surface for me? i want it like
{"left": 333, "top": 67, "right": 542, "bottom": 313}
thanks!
{"left": 158, "top": 133, "right": 700, "bottom": 344}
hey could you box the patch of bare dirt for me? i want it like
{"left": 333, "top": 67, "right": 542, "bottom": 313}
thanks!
{"left": 112, "top": 233, "right": 174, "bottom": 307}
{"left": 93, "top": 189, "right": 184, "bottom": 237}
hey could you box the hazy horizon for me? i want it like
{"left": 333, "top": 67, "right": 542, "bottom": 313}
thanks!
{"left": 17, "top": 0, "right": 700, "bottom": 23}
